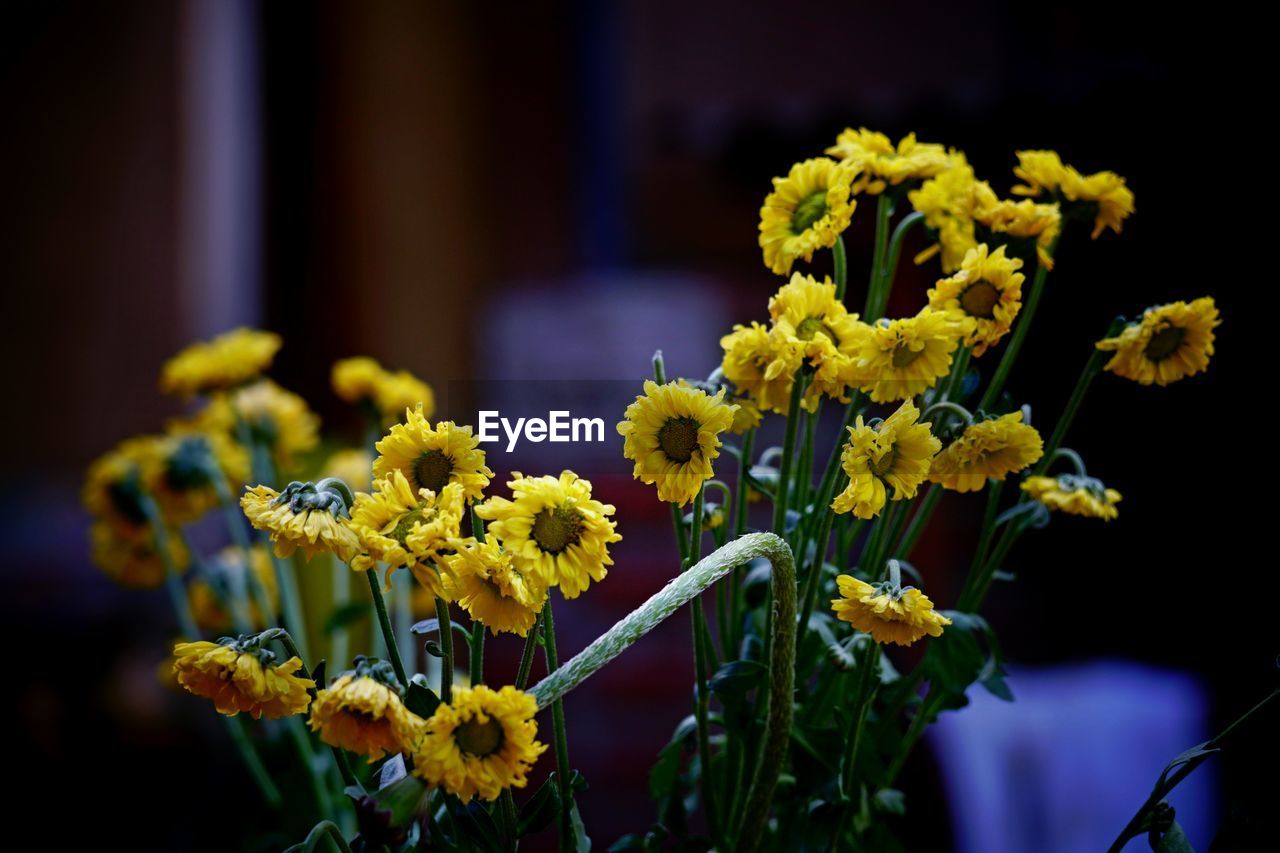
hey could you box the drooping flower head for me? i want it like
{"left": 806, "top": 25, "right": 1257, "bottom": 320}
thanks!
{"left": 832, "top": 399, "right": 941, "bottom": 519}
{"left": 850, "top": 307, "right": 972, "bottom": 403}
{"left": 373, "top": 407, "right": 493, "bottom": 503}
{"left": 333, "top": 357, "right": 436, "bottom": 426}
{"left": 768, "top": 273, "right": 863, "bottom": 410}
{"left": 171, "top": 636, "right": 313, "bottom": 719}
{"left": 83, "top": 436, "right": 163, "bottom": 536}
{"left": 1022, "top": 474, "right": 1122, "bottom": 521}
{"left": 160, "top": 327, "right": 281, "bottom": 398}
{"left": 927, "top": 244, "right": 1025, "bottom": 357}
{"left": 409, "top": 685, "right": 546, "bottom": 803}
{"left": 929, "top": 411, "right": 1044, "bottom": 493}
{"left": 309, "top": 658, "right": 420, "bottom": 762}
{"left": 1095, "top": 297, "right": 1219, "bottom": 386}
{"left": 443, "top": 534, "right": 547, "bottom": 636}
{"left": 241, "top": 479, "right": 362, "bottom": 563}
{"left": 758, "top": 157, "right": 857, "bottom": 275}
{"left": 826, "top": 128, "right": 952, "bottom": 195}
{"left": 1012, "top": 150, "right": 1135, "bottom": 239}
{"left": 89, "top": 519, "right": 188, "bottom": 589}
{"left": 720, "top": 322, "right": 803, "bottom": 414}
{"left": 348, "top": 471, "right": 466, "bottom": 596}
{"left": 617, "top": 380, "right": 738, "bottom": 506}
{"left": 201, "top": 379, "right": 320, "bottom": 472}
{"left": 831, "top": 572, "right": 951, "bottom": 646}
{"left": 189, "top": 544, "right": 278, "bottom": 631}
{"left": 140, "top": 427, "right": 249, "bottom": 525}
{"left": 476, "top": 471, "right": 620, "bottom": 600}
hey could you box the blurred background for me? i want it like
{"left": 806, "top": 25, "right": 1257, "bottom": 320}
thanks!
{"left": 2, "top": 1, "right": 1270, "bottom": 850}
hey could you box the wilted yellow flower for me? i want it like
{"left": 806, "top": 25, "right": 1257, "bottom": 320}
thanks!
{"left": 409, "top": 685, "right": 546, "bottom": 803}
{"left": 768, "top": 273, "right": 863, "bottom": 410}
{"left": 83, "top": 436, "right": 162, "bottom": 535}
{"left": 728, "top": 395, "right": 762, "bottom": 434}
{"left": 140, "top": 428, "right": 249, "bottom": 525}
{"left": 1022, "top": 475, "right": 1122, "bottom": 521}
{"left": 758, "top": 157, "right": 857, "bottom": 275}
{"left": 348, "top": 471, "right": 466, "bottom": 595}
{"left": 849, "top": 308, "right": 972, "bottom": 403}
{"left": 89, "top": 520, "right": 187, "bottom": 589}
{"left": 160, "top": 328, "right": 281, "bottom": 398}
{"left": 322, "top": 448, "right": 374, "bottom": 492}
{"left": 826, "top": 128, "right": 952, "bottom": 194}
{"left": 171, "top": 638, "right": 313, "bottom": 719}
{"left": 374, "top": 406, "right": 493, "bottom": 503}
{"left": 929, "top": 412, "right": 1044, "bottom": 493}
{"left": 241, "top": 482, "right": 361, "bottom": 562}
{"left": 720, "top": 322, "right": 803, "bottom": 415}
{"left": 443, "top": 534, "right": 547, "bottom": 636}
{"left": 972, "top": 186, "right": 1060, "bottom": 270}
{"left": 476, "top": 471, "right": 620, "bottom": 600}
{"left": 927, "top": 244, "right": 1025, "bottom": 357}
{"left": 1095, "top": 297, "right": 1219, "bottom": 386}
{"left": 832, "top": 400, "right": 940, "bottom": 519}
{"left": 831, "top": 575, "right": 951, "bottom": 646}
{"left": 617, "top": 380, "right": 738, "bottom": 506}
{"left": 1011, "top": 149, "right": 1134, "bottom": 238}
{"left": 201, "top": 379, "right": 320, "bottom": 471}
{"left": 309, "top": 666, "right": 420, "bottom": 762}
{"left": 332, "top": 357, "right": 435, "bottom": 425}
{"left": 188, "top": 544, "right": 278, "bottom": 631}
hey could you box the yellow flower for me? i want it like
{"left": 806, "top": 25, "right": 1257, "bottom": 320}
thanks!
{"left": 309, "top": 667, "right": 420, "bottom": 762}
{"left": 83, "top": 436, "right": 162, "bottom": 536}
{"left": 443, "top": 534, "right": 547, "bottom": 636}
{"left": 241, "top": 483, "right": 362, "bottom": 562}
{"left": 188, "top": 544, "right": 278, "bottom": 631}
{"left": 758, "top": 157, "right": 857, "bottom": 275}
{"left": 373, "top": 406, "right": 493, "bottom": 503}
{"left": 720, "top": 322, "right": 803, "bottom": 415}
{"left": 1022, "top": 475, "right": 1122, "bottom": 521}
{"left": 322, "top": 448, "right": 374, "bottom": 492}
{"left": 768, "top": 273, "right": 863, "bottom": 410}
{"left": 826, "top": 128, "right": 952, "bottom": 194}
{"left": 617, "top": 381, "right": 738, "bottom": 506}
{"left": 1095, "top": 297, "right": 1220, "bottom": 386}
{"left": 1012, "top": 149, "right": 1134, "bottom": 239}
{"left": 89, "top": 520, "right": 187, "bottom": 589}
{"left": 831, "top": 575, "right": 951, "bottom": 646}
{"left": 171, "top": 638, "right": 313, "bottom": 719}
{"left": 973, "top": 186, "right": 1060, "bottom": 270}
{"left": 832, "top": 400, "right": 940, "bottom": 519}
{"left": 409, "top": 685, "right": 546, "bottom": 803}
{"left": 160, "top": 327, "right": 281, "bottom": 397}
{"left": 929, "top": 412, "right": 1044, "bottom": 493}
{"left": 202, "top": 379, "right": 320, "bottom": 471}
{"left": 332, "top": 357, "right": 435, "bottom": 424}
{"left": 728, "top": 395, "right": 762, "bottom": 434}
{"left": 849, "top": 307, "right": 972, "bottom": 403}
{"left": 927, "top": 244, "right": 1025, "bottom": 357}
{"left": 375, "top": 370, "right": 435, "bottom": 424}
{"left": 348, "top": 471, "right": 466, "bottom": 596}
{"left": 140, "top": 428, "right": 250, "bottom": 525}
{"left": 476, "top": 471, "right": 620, "bottom": 600}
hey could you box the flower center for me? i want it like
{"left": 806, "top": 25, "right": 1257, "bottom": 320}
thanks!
{"left": 390, "top": 508, "right": 428, "bottom": 545}
{"left": 107, "top": 478, "right": 149, "bottom": 526}
{"left": 870, "top": 445, "right": 898, "bottom": 478}
{"left": 532, "top": 505, "right": 584, "bottom": 554}
{"left": 796, "top": 316, "right": 839, "bottom": 345}
{"left": 413, "top": 450, "right": 453, "bottom": 494}
{"left": 790, "top": 191, "right": 829, "bottom": 234}
{"left": 959, "top": 280, "right": 1000, "bottom": 319}
{"left": 658, "top": 417, "right": 701, "bottom": 463}
{"left": 454, "top": 717, "right": 504, "bottom": 757}
{"left": 891, "top": 344, "right": 922, "bottom": 369}
{"left": 1144, "top": 324, "right": 1186, "bottom": 362}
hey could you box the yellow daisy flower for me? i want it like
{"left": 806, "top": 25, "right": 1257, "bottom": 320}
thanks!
{"left": 332, "top": 357, "right": 435, "bottom": 424}
{"left": 201, "top": 379, "right": 320, "bottom": 471}
{"left": 831, "top": 575, "right": 951, "bottom": 646}
{"left": 241, "top": 482, "right": 362, "bottom": 563}
{"left": 443, "top": 534, "right": 547, "bottom": 637}
{"left": 1011, "top": 149, "right": 1134, "bottom": 239}
{"left": 908, "top": 155, "right": 981, "bottom": 271}
{"left": 826, "top": 128, "right": 952, "bottom": 195}
{"left": 768, "top": 273, "right": 863, "bottom": 410}
{"left": 374, "top": 370, "right": 435, "bottom": 424}
{"left": 927, "top": 244, "right": 1025, "bottom": 357}
{"left": 309, "top": 664, "right": 420, "bottom": 762}
{"left": 83, "top": 436, "right": 162, "bottom": 535}
{"left": 160, "top": 327, "right": 281, "bottom": 398}
{"left": 348, "top": 471, "right": 466, "bottom": 596}
{"left": 617, "top": 381, "right": 738, "bottom": 506}
{"left": 728, "top": 395, "right": 762, "bottom": 434}
{"left": 189, "top": 544, "right": 278, "bottom": 631}
{"left": 373, "top": 406, "right": 493, "bottom": 503}
{"left": 141, "top": 428, "right": 250, "bottom": 525}
{"left": 171, "top": 637, "right": 313, "bottom": 719}
{"left": 929, "top": 412, "right": 1044, "bottom": 493}
{"left": 1022, "top": 475, "right": 1122, "bottom": 521}
{"left": 758, "top": 157, "right": 857, "bottom": 275}
{"left": 476, "top": 471, "right": 620, "bottom": 600}
{"left": 720, "top": 322, "right": 802, "bottom": 415}
{"left": 332, "top": 356, "right": 384, "bottom": 404}
{"left": 832, "top": 400, "right": 940, "bottom": 519}
{"left": 972, "top": 186, "right": 1061, "bottom": 270}
{"left": 409, "top": 685, "right": 547, "bottom": 803}
{"left": 89, "top": 520, "right": 187, "bottom": 589}
{"left": 1095, "top": 297, "right": 1220, "bottom": 386}
{"left": 322, "top": 448, "right": 374, "bottom": 492}
{"left": 849, "top": 307, "right": 972, "bottom": 403}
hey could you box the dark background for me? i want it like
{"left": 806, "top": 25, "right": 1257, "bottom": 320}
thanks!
{"left": 1, "top": 1, "right": 1270, "bottom": 850}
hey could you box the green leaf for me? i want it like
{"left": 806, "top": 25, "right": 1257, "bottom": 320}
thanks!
{"left": 708, "top": 659, "right": 767, "bottom": 698}
{"left": 569, "top": 801, "right": 592, "bottom": 851}
{"left": 411, "top": 617, "right": 440, "bottom": 635}
{"left": 517, "top": 774, "right": 561, "bottom": 837}
{"left": 448, "top": 799, "right": 503, "bottom": 852}
{"left": 405, "top": 676, "right": 441, "bottom": 717}
{"left": 649, "top": 739, "right": 685, "bottom": 800}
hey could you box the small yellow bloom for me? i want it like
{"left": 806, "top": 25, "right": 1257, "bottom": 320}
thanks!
{"left": 728, "top": 395, "right": 762, "bottom": 434}
{"left": 768, "top": 273, "right": 863, "bottom": 411}
{"left": 201, "top": 379, "right": 320, "bottom": 471}
{"left": 720, "top": 322, "right": 802, "bottom": 415}
{"left": 373, "top": 406, "right": 493, "bottom": 503}
{"left": 1022, "top": 475, "right": 1122, "bottom": 521}
{"left": 1095, "top": 297, "right": 1219, "bottom": 386}
{"left": 758, "top": 158, "right": 857, "bottom": 275}
{"left": 241, "top": 483, "right": 362, "bottom": 562}
{"left": 188, "top": 544, "right": 278, "bottom": 631}
{"left": 309, "top": 668, "right": 420, "bottom": 762}
{"left": 83, "top": 436, "right": 162, "bottom": 536}
{"left": 160, "top": 327, "right": 281, "bottom": 398}
{"left": 332, "top": 357, "right": 435, "bottom": 425}
{"left": 927, "top": 244, "right": 1025, "bottom": 357}
{"left": 140, "top": 428, "right": 250, "bottom": 526}
{"left": 322, "top": 448, "right": 374, "bottom": 492}
{"left": 476, "top": 471, "right": 620, "bottom": 600}
{"left": 171, "top": 638, "right": 313, "bottom": 719}
{"left": 409, "top": 685, "right": 547, "bottom": 803}
{"left": 348, "top": 471, "right": 466, "bottom": 596}
{"left": 849, "top": 308, "right": 972, "bottom": 403}
{"left": 831, "top": 575, "right": 951, "bottom": 646}
{"left": 929, "top": 412, "right": 1044, "bottom": 493}
{"left": 826, "top": 128, "right": 952, "bottom": 195}
{"left": 617, "top": 380, "right": 737, "bottom": 506}
{"left": 89, "top": 520, "right": 187, "bottom": 589}
{"left": 443, "top": 534, "right": 547, "bottom": 636}
{"left": 832, "top": 400, "right": 940, "bottom": 519}
{"left": 1011, "top": 149, "right": 1134, "bottom": 239}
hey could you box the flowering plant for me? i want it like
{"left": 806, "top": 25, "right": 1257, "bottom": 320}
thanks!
{"left": 84, "top": 128, "right": 1228, "bottom": 851}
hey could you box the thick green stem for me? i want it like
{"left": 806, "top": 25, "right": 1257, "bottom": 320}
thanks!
{"left": 364, "top": 570, "right": 408, "bottom": 688}
{"left": 514, "top": 613, "right": 542, "bottom": 689}
{"left": 470, "top": 622, "right": 486, "bottom": 686}
{"left": 772, "top": 373, "right": 806, "bottom": 536}
{"left": 863, "top": 195, "right": 893, "bottom": 318}
{"left": 977, "top": 239, "right": 1058, "bottom": 412}
{"left": 833, "top": 235, "right": 848, "bottom": 301}
{"left": 435, "top": 596, "right": 454, "bottom": 703}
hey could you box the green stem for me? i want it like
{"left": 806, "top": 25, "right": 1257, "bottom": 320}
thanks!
{"left": 285, "top": 819, "right": 353, "bottom": 853}
{"left": 514, "top": 613, "right": 542, "bottom": 690}
{"left": 436, "top": 596, "right": 454, "bottom": 703}
{"left": 470, "top": 621, "right": 486, "bottom": 686}
{"left": 1033, "top": 344, "right": 1109, "bottom": 477}
{"left": 540, "top": 598, "right": 575, "bottom": 852}
{"left": 208, "top": 464, "right": 276, "bottom": 624}
{"left": 772, "top": 372, "right": 806, "bottom": 536}
{"left": 834, "top": 641, "right": 882, "bottom": 844}
{"left": 863, "top": 195, "right": 893, "bottom": 318}
{"left": 364, "top": 570, "right": 408, "bottom": 688}
{"left": 881, "top": 210, "right": 923, "bottom": 296}
{"left": 224, "top": 715, "right": 284, "bottom": 808}
{"left": 833, "top": 235, "right": 848, "bottom": 301}
{"left": 977, "top": 238, "right": 1059, "bottom": 412}
{"left": 681, "top": 486, "right": 722, "bottom": 846}
{"left": 795, "top": 475, "right": 846, "bottom": 654}
{"left": 893, "top": 486, "right": 941, "bottom": 560}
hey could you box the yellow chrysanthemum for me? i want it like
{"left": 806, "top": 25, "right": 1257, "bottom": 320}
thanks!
{"left": 1095, "top": 297, "right": 1220, "bottom": 386}
{"left": 832, "top": 400, "right": 940, "bottom": 519}
{"left": 373, "top": 406, "right": 493, "bottom": 503}
{"left": 720, "top": 322, "right": 802, "bottom": 415}
{"left": 728, "top": 395, "right": 762, "bottom": 434}
{"left": 140, "top": 428, "right": 250, "bottom": 525}
{"left": 171, "top": 638, "right": 313, "bottom": 719}
{"left": 768, "top": 273, "right": 863, "bottom": 411}
{"left": 758, "top": 157, "right": 857, "bottom": 275}
{"left": 332, "top": 357, "right": 435, "bottom": 424}
{"left": 309, "top": 668, "right": 420, "bottom": 762}
{"left": 929, "top": 412, "right": 1044, "bottom": 493}
{"left": 375, "top": 370, "right": 435, "bottom": 424}
{"left": 160, "top": 327, "right": 281, "bottom": 398}
{"left": 826, "top": 128, "right": 952, "bottom": 195}
{"left": 241, "top": 483, "right": 362, "bottom": 562}
{"left": 201, "top": 379, "right": 320, "bottom": 471}
{"left": 348, "top": 471, "right": 466, "bottom": 596}
{"left": 83, "top": 436, "right": 162, "bottom": 535}
{"left": 832, "top": 575, "right": 951, "bottom": 646}
{"left": 409, "top": 685, "right": 546, "bottom": 803}
{"left": 89, "top": 520, "right": 188, "bottom": 589}
{"left": 189, "top": 544, "right": 278, "bottom": 631}
{"left": 617, "top": 381, "right": 738, "bottom": 506}
{"left": 927, "top": 244, "right": 1025, "bottom": 357}
{"left": 332, "top": 356, "right": 384, "bottom": 404}
{"left": 323, "top": 448, "right": 374, "bottom": 492}
{"left": 476, "top": 471, "right": 620, "bottom": 600}
{"left": 973, "top": 185, "right": 1060, "bottom": 271}
{"left": 1022, "top": 475, "right": 1122, "bottom": 521}
{"left": 849, "top": 308, "right": 972, "bottom": 403}
{"left": 443, "top": 534, "right": 547, "bottom": 636}
{"left": 1012, "top": 149, "right": 1134, "bottom": 239}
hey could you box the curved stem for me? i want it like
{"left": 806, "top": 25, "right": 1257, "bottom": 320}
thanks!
{"left": 921, "top": 400, "right": 974, "bottom": 425}
{"left": 285, "top": 820, "right": 353, "bottom": 853}
{"left": 364, "top": 570, "right": 408, "bottom": 688}
{"left": 881, "top": 211, "right": 923, "bottom": 297}
{"left": 977, "top": 239, "right": 1059, "bottom": 412}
